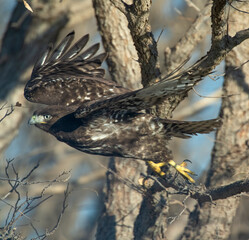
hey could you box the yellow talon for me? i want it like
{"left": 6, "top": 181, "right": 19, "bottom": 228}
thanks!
{"left": 168, "top": 160, "right": 196, "bottom": 183}
{"left": 147, "top": 161, "right": 167, "bottom": 177}
{"left": 147, "top": 160, "right": 196, "bottom": 183}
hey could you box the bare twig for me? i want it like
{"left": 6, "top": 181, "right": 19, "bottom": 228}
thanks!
{"left": 168, "top": 195, "right": 191, "bottom": 224}
{"left": 228, "top": 1, "right": 249, "bottom": 14}
{"left": 0, "top": 159, "right": 70, "bottom": 239}
{"left": 0, "top": 103, "right": 14, "bottom": 123}
{"left": 175, "top": 88, "right": 222, "bottom": 119}
{"left": 164, "top": 2, "right": 211, "bottom": 72}
{"left": 40, "top": 184, "right": 70, "bottom": 238}
{"left": 191, "top": 1, "right": 249, "bottom": 75}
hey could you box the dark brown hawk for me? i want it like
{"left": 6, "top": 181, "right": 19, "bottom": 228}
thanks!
{"left": 25, "top": 31, "right": 221, "bottom": 183}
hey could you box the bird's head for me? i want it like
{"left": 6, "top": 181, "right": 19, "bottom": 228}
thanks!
{"left": 29, "top": 105, "right": 78, "bottom": 132}
{"left": 29, "top": 113, "right": 53, "bottom": 125}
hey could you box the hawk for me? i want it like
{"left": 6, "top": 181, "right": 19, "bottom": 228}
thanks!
{"left": 25, "top": 31, "right": 221, "bottom": 183}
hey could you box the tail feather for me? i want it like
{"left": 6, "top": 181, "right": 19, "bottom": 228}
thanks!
{"left": 162, "top": 118, "right": 222, "bottom": 139}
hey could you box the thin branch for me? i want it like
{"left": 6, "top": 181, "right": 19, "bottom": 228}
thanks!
{"left": 0, "top": 159, "right": 70, "bottom": 239}
{"left": 174, "top": 88, "right": 222, "bottom": 119}
{"left": 168, "top": 195, "right": 191, "bottom": 224}
{"left": 164, "top": 2, "right": 211, "bottom": 72}
{"left": 228, "top": 1, "right": 249, "bottom": 14}
{"left": 0, "top": 104, "right": 14, "bottom": 123}
{"left": 41, "top": 184, "right": 70, "bottom": 238}
{"left": 190, "top": 1, "right": 249, "bottom": 75}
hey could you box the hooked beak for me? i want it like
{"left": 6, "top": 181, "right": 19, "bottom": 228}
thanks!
{"left": 28, "top": 115, "right": 46, "bottom": 125}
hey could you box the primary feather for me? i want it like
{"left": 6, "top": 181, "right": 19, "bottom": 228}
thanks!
{"left": 24, "top": 31, "right": 129, "bottom": 107}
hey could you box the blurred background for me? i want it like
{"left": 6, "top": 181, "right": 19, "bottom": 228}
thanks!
{"left": 0, "top": 0, "right": 225, "bottom": 239}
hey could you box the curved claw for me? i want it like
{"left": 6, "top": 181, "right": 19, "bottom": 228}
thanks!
{"left": 169, "top": 160, "right": 196, "bottom": 183}
{"left": 183, "top": 159, "right": 192, "bottom": 164}
{"left": 147, "top": 159, "right": 197, "bottom": 183}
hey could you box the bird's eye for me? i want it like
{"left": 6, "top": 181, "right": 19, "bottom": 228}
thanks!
{"left": 44, "top": 115, "right": 52, "bottom": 120}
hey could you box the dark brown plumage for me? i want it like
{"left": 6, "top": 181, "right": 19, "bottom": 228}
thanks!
{"left": 25, "top": 32, "right": 221, "bottom": 183}
{"left": 24, "top": 32, "right": 129, "bottom": 107}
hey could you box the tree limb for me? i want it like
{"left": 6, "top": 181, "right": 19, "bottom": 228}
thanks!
{"left": 192, "top": 179, "right": 249, "bottom": 204}
{"left": 164, "top": 1, "right": 211, "bottom": 72}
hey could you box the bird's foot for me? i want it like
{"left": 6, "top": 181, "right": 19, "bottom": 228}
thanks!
{"left": 147, "top": 161, "right": 167, "bottom": 177}
{"left": 168, "top": 159, "right": 196, "bottom": 183}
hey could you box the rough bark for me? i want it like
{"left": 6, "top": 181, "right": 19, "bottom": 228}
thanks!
{"left": 92, "top": 1, "right": 161, "bottom": 239}
{"left": 94, "top": 1, "right": 249, "bottom": 240}
{"left": 92, "top": 0, "right": 142, "bottom": 89}
{"left": 92, "top": 1, "right": 149, "bottom": 239}
{"left": 0, "top": 2, "right": 102, "bottom": 238}
{"left": 181, "top": 2, "right": 249, "bottom": 239}
{"left": 93, "top": 1, "right": 202, "bottom": 240}
{"left": 0, "top": 0, "right": 70, "bottom": 154}
{"left": 2, "top": 0, "right": 249, "bottom": 239}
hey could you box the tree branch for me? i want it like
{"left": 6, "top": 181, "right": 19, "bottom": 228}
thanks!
{"left": 191, "top": 0, "right": 249, "bottom": 74}
{"left": 181, "top": 1, "right": 249, "bottom": 238}
{"left": 123, "top": 0, "right": 161, "bottom": 86}
{"left": 192, "top": 179, "right": 249, "bottom": 204}
{"left": 164, "top": 1, "right": 211, "bottom": 72}
{"left": 93, "top": 0, "right": 142, "bottom": 89}
{"left": 141, "top": 174, "right": 249, "bottom": 206}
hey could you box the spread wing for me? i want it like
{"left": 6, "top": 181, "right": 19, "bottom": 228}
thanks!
{"left": 75, "top": 60, "right": 208, "bottom": 118}
{"left": 24, "top": 31, "right": 129, "bottom": 106}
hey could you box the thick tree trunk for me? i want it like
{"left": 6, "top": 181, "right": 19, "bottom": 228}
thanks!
{"left": 181, "top": 3, "right": 249, "bottom": 239}
{"left": 2, "top": 0, "right": 249, "bottom": 239}
{"left": 93, "top": 1, "right": 208, "bottom": 239}
{"left": 93, "top": 1, "right": 152, "bottom": 239}
{"left": 95, "top": 1, "right": 249, "bottom": 239}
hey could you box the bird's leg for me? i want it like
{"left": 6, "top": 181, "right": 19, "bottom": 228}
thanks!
{"left": 147, "top": 159, "right": 196, "bottom": 183}
{"left": 168, "top": 159, "right": 196, "bottom": 183}
{"left": 147, "top": 161, "right": 167, "bottom": 177}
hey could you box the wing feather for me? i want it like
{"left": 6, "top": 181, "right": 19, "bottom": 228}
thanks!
{"left": 60, "top": 33, "right": 89, "bottom": 60}
{"left": 48, "top": 31, "right": 75, "bottom": 62}
{"left": 75, "top": 59, "right": 209, "bottom": 118}
{"left": 32, "top": 44, "right": 53, "bottom": 73}
{"left": 24, "top": 32, "right": 129, "bottom": 106}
